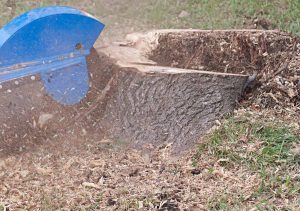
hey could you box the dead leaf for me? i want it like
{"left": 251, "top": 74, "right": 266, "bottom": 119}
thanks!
{"left": 239, "top": 135, "right": 249, "bottom": 142}
{"left": 178, "top": 10, "right": 190, "bottom": 18}
{"left": 82, "top": 182, "right": 101, "bottom": 190}
{"left": 38, "top": 113, "right": 54, "bottom": 128}
{"left": 19, "top": 170, "right": 29, "bottom": 178}
{"left": 0, "top": 161, "right": 6, "bottom": 170}
{"left": 217, "top": 158, "right": 230, "bottom": 163}
{"left": 138, "top": 201, "right": 143, "bottom": 209}
{"left": 99, "top": 139, "right": 113, "bottom": 144}
{"left": 89, "top": 159, "right": 105, "bottom": 168}
{"left": 35, "top": 165, "right": 52, "bottom": 176}
{"left": 63, "top": 159, "right": 75, "bottom": 170}
{"left": 291, "top": 145, "right": 300, "bottom": 155}
{"left": 246, "top": 141, "right": 264, "bottom": 153}
{"left": 287, "top": 88, "right": 296, "bottom": 98}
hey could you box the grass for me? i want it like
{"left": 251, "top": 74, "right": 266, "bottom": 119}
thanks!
{"left": 194, "top": 113, "right": 300, "bottom": 209}
{"left": 199, "top": 119, "right": 299, "bottom": 169}
{"left": 185, "top": 0, "right": 300, "bottom": 34}
{"left": 1, "top": 0, "right": 300, "bottom": 35}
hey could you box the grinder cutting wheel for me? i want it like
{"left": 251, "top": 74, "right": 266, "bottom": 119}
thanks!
{"left": 0, "top": 6, "right": 105, "bottom": 149}
{"left": 0, "top": 6, "right": 105, "bottom": 105}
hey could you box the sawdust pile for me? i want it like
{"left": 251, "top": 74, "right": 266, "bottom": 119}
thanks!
{"left": 0, "top": 140, "right": 272, "bottom": 210}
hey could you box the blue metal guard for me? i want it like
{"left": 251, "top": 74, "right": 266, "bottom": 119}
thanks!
{"left": 0, "top": 6, "right": 105, "bottom": 105}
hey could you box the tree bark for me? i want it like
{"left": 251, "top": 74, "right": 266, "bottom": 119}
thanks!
{"left": 95, "top": 30, "right": 249, "bottom": 152}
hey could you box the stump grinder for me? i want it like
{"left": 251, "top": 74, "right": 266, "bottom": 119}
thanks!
{"left": 0, "top": 6, "right": 105, "bottom": 105}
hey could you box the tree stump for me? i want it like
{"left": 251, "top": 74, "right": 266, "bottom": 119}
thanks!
{"left": 95, "top": 30, "right": 250, "bottom": 151}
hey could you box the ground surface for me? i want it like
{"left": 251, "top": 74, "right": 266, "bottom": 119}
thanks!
{"left": 0, "top": 0, "right": 299, "bottom": 210}
{"left": 0, "top": 110, "right": 299, "bottom": 210}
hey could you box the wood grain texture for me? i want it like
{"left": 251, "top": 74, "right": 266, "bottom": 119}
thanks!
{"left": 96, "top": 30, "right": 250, "bottom": 151}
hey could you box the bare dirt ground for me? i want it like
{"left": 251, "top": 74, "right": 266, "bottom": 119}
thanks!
{"left": 0, "top": 1, "right": 299, "bottom": 210}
